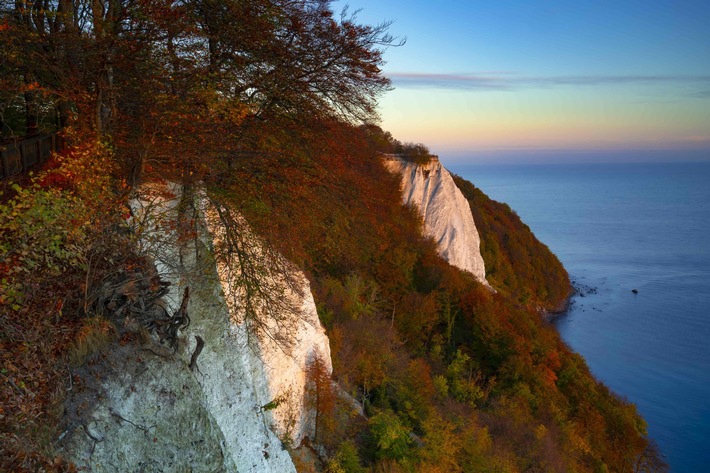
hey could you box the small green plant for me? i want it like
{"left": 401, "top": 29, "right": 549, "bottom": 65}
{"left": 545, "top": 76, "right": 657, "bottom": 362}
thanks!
{"left": 262, "top": 394, "right": 287, "bottom": 412}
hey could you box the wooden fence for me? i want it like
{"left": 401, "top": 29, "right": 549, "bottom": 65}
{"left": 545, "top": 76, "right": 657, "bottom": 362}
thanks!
{"left": 0, "top": 133, "right": 64, "bottom": 179}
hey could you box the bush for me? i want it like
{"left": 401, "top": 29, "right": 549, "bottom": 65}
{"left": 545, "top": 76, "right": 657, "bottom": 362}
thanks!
{"left": 326, "top": 441, "right": 366, "bottom": 473}
{"left": 1, "top": 140, "right": 119, "bottom": 308}
{"left": 0, "top": 139, "right": 128, "bottom": 468}
{"left": 369, "top": 410, "right": 413, "bottom": 462}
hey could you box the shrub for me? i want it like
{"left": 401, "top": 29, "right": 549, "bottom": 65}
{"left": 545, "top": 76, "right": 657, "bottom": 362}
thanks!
{"left": 326, "top": 441, "right": 366, "bottom": 473}
{"left": 369, "top": 410, "right": 413, "bottom": 461}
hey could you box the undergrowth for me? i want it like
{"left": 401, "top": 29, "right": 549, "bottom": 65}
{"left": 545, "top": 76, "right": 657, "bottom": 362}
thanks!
{"left": 0, "top": 139, "right": 131, "bottom": 471}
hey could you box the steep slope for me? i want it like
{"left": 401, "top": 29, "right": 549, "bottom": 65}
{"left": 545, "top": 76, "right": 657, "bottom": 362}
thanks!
{"left": 224, "top": 141, "right": 661, "bottom": 472}
{"left": 452, "top": 175, "right": 571, "bottom": 311}
{"left": 59, "top": 183, "right": 331, "bottom": 472}
{"left": 28, "top": 129, "right": 660, "bottom": 472}
{"left": 383, "top": 155, "right": 489, "bottom": 286}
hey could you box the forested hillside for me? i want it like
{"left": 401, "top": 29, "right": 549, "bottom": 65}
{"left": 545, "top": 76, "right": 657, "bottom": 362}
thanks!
{"left": 1, "top": 1, "right": 664, "bottom": 471}
{"left": 227, "top": 126, "right": 664, "bottom": 472}
{"left": 452, "top": 176, "right": 571, "bottom": 312}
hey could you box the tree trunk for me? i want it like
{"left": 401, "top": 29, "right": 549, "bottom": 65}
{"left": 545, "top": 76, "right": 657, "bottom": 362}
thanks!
{"left": 24, "top": 76, "right": 38, "bottom": 135}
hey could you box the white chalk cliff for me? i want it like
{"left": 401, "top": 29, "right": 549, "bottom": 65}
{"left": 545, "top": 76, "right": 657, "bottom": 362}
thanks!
{"left": 383, "top": 155, "right": 489, "bottom": 286}
{"left": 60, "top": 182, "right": 331, "bottom": 472}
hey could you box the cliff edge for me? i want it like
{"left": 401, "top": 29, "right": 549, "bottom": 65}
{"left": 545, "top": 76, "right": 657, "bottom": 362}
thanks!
{"left": 58, "top": 183, "right": 332, "bottom": 472}
{"left": 383, "top": 155, "right": 489, "bottom": 286}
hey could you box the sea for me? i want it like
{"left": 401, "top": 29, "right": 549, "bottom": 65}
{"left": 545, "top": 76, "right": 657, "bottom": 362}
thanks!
{"left": 451, "top": 161, "right": 710, "bottom": 473}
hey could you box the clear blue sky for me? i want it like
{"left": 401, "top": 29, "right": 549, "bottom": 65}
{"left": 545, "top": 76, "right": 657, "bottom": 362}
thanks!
{"left": 335, "top": 0, "right": 710, "bottom": 163}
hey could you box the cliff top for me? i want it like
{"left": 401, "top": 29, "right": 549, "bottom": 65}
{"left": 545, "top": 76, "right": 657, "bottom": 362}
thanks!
{"left": 380, "top": 152, "right": 440, "bottom": 165}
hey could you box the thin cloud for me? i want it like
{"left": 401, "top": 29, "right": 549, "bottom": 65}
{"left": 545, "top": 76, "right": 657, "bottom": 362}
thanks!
{"left": 681, "top": 135, "right": 710, "bottom": 142}
{"left": 387, "top": 73, "right": 512, "bottom": 90}
{"left": 388, "top": 72, "right": 710, "bottom": 91}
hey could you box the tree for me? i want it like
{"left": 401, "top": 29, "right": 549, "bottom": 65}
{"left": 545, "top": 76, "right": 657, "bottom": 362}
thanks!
{"left": 326, "top": 441, "right": 366, "bottom": 473}
{"left": 368, "top": 410, "right": 412, "bottom": 462}
{"left": 189, "top": 0, "right": 398, "bottom": 123}
{"left": 1, "top": 0, "right": 400, "bottom": 183}
{"left": 419, "top": 413, "right": 462, "bottom": 473}
{"left": 306, "top": 349, "right": 336, "bottom": 444}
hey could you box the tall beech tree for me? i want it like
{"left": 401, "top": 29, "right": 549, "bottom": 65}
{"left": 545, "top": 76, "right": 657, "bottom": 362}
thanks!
{"left": 0, "top": 0, "right": 399, "bottom": 184}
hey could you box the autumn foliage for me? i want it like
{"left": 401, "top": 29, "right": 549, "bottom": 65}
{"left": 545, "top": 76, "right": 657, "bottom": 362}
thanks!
{"left": 0, "top": 1, "right": 666, "bottom": 472}
{"left": 453, "top": 174, "right": 572, "bottom": 312}
{"left": 222, "top": 125, "right": 666, "bottom": 472}
{"left": 0, "top": 140, "right": 130, "bottom": 470}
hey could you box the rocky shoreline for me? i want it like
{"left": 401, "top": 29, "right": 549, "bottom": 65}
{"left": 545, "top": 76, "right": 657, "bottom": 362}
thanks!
{"left": 543, "top": 278, "right": 597, "bottom": 321}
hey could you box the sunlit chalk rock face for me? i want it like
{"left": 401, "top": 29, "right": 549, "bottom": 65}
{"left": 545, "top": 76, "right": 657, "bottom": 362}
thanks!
{"left": 61, "top": 183, "right": 331, "bottom": 472}
{"left": 200, "top": 194, "right": 332, "bottom": 449}
{"left": 383, "top": 155, "right": 489, "bottom": 286}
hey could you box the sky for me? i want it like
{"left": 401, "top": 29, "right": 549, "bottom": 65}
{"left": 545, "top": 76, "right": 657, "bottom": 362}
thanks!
{"left": 334, "top": 0, "right": 710, "bottom": 163}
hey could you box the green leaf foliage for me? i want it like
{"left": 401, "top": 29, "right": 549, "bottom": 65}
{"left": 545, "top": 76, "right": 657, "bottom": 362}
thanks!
{"left": 452, "top": 174, "right": 572, "bottom": 312}
{"left": 220, "top": 126, "right": 665, "bottom": 472}
{"left": 0, "top": 0, "right": 665, "bottom": 465}
{"left": 368, "top": 410, "right": 413, "bottom": 461}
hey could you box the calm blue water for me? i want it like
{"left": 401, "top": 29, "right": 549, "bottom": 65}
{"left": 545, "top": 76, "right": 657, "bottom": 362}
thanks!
{"left": 451, "top": 161, "right": 710, "bottom": 473}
